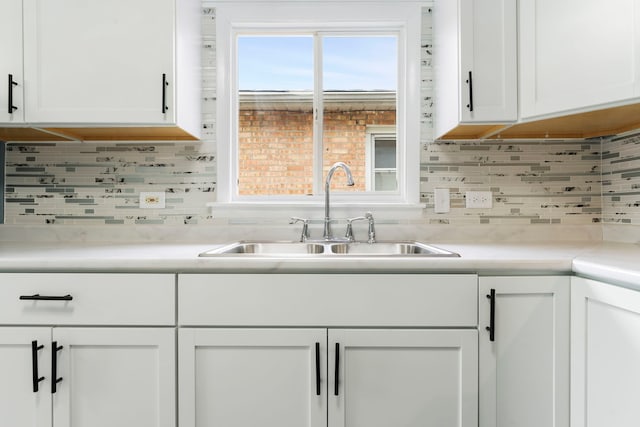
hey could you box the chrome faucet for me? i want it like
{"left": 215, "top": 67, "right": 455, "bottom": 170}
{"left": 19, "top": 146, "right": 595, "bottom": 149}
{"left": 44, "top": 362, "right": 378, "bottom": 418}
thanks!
{"left": 323, "top": 162, "right": 355, "bottom": 240}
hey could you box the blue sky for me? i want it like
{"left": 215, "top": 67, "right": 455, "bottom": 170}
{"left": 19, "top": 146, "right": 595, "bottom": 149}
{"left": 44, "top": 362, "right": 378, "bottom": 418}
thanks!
{"left": 238, "top": 35, "right": 397, "bottom": 91}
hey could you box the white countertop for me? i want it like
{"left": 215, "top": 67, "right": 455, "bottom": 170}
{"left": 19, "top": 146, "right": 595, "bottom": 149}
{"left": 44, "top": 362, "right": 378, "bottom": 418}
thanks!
{"left": 0, "top": 240, "right": 637, "bottom": 288}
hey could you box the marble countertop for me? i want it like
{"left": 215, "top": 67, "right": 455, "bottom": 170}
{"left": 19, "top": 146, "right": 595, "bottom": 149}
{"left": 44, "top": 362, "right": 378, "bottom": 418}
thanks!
{"left": 0, "top": 240, "right": 638, "bottom": 288}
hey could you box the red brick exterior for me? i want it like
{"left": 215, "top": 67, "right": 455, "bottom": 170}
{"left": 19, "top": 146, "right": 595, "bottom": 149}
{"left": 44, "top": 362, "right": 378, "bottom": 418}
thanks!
{"left": 238, "top": 108, "right": 396, "bottom": 195}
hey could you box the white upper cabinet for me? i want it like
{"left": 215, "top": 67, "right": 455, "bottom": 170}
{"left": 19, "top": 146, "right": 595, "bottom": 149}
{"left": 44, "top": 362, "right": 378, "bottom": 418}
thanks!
{"left": 519, "top": 0, "right": 640, "bottom": 120}
{"left": 2, "top": 0, "right": 201, "bottom": 141}
{"left": 23, "top": 0, "right": 174, "bottom": 125}
{"left": 434, "top": 0, "right": 517, "bottom": 140}
{"left": 0, "top": 0, "right": 24, "bottom": 124}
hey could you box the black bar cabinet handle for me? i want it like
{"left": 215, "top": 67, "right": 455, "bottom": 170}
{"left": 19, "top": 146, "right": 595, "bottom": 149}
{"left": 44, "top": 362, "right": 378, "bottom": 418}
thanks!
{"left": 31, "top": 340, "right": 45, "bottom": 393}
{"left": 52, "top": 341, "right": 63, "bottom": 394}
{"left": 162, "top": 73, "right": 168, "bottom": 113}
{"left": 334, "top": 343, "right": 340, "bottom": 396}
{"left": 8, "top": 74, "right": 18, "bottom": 114}
{"left": 466, "top": 71, "right": 474, "bottom": 112}
{"left": 315, "top": 342, "right": 321, "bottom": 396}
{"left": 486, "top": 289, "right": 496, "bottom": 342}
{"left": 20, "top": 294, "right": 73, "bottom": 301}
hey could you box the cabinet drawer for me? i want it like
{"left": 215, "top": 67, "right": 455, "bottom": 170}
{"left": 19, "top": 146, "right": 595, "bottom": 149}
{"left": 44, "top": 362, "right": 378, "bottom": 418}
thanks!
{"left": 179, "top": 274, "right": 477, "bottom": 327}
{"left": 0, "top": 273, "right": 175, "bottom": 325}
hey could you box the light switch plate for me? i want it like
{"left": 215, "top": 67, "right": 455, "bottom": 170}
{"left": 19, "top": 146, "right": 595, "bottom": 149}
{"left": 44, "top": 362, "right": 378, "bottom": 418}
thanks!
{"left": 434, "top": 188, "right": 450, "bottom": 213}
{"left": 139, "top": 192, "right": 166, "bottom": 209}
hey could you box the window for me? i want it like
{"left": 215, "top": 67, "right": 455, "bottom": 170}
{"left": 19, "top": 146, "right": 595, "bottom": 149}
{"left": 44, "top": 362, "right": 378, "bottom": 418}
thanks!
{"left": 237, "top": 34, "right": 397, "bottom": 196}
{"left": 214, "top": 1, "right": 422, "bottom": 207}
{"left": 366, "top": 126, "right": 397, "bottom": 191}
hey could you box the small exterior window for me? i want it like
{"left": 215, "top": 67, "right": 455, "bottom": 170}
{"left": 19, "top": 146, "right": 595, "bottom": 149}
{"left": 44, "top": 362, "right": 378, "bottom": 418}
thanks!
{"left": 366, "top": 126, "right": 397, "bottom": 192}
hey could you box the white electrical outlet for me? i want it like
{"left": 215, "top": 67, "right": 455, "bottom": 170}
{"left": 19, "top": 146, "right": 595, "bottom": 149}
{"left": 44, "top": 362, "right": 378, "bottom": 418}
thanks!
{"left": 139, "top": 192, "right": 166, "bottom": 209}
{"left": 465, "top": 191, "right": 492, "bottom": 209}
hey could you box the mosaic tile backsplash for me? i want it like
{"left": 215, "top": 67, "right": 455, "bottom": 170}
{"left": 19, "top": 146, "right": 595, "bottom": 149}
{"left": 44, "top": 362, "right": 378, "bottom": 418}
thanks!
{"left": 602, "top": 133, "right": 640, "bottom": 225}
{"left": 3, "top": 6, "right": 607, "bottom": 226}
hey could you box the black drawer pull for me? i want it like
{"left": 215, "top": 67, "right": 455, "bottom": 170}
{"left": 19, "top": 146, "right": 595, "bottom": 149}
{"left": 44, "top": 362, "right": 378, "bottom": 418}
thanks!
{"left": 486, "top": 289, "right": 496, "bottom": 342}
{"left": 162, "top": 73, "right": 169, "bottom": 113}
{"left": 334, "top": 343, "right": 340, "bottom": 396}
{"left": 31, "top": 340, "right": 45, "bottom": 393}
{"left": 315, "top": 342, "right": 321, "bottom": 396}
{"left": 20, "top": 294, "right": 73, "bottom": 301}
{"left": 52, "top": 342, "right": 63, "bottom": 394}
{"left": 8, "top": 74, "right": 18, "bottom": 114}
{"left": 466, "top": 70, "right": 474, "bottom": 112}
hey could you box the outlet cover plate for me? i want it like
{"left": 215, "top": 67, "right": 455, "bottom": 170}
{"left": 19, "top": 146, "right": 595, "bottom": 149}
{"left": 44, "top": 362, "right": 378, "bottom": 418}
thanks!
{"left": 140, "top": 192, "right": 166, "bottom": 209}
{"left": 466, "top": 191, "right": 492, "bottom": 209}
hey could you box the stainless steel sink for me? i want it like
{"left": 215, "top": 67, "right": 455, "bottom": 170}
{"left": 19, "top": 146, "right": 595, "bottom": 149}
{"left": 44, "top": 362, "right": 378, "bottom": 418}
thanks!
{"left": 199, "top": 240, "right": 459, "bottom": 257}
{"left": 329, "top": 241, "right": 459, "bottom": 256}
{"left": 200, "top": 241, "right": 325, "bottom": 256}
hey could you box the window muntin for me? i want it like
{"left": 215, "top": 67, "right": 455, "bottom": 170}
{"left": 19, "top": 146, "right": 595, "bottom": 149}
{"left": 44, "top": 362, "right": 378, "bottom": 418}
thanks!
{"left": 236, "top": 32, "right": 398, "bottom": 197}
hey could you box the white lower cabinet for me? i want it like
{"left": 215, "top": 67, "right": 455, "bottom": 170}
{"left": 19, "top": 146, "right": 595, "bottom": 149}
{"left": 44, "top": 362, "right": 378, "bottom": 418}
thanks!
{"left": 179, "top": 328, "right": 327, "bottom": 427}
{"left": 571, "top": 277, "right": 640, "bottom": 427}
{"left": 0, "top": 327, "right": 175, "bottom": 427}
{"left": 177, "top": 273, "right": 479, "bottom": 427}
{"left": 479, "top": 276, "right": 570, "bottom": 427}
{"left": 179, "top": 328, "right": 477, "bottom": 427}
{"left": 0, "top": 273, "right": 176, "bottom": 427}
{"left": 329, "top": 329, "right": 477, "bottom": 427}
{"left": 52, "top": 328, "right": 175, "bottom": 427}
{"left": 0, "top": 328, "right": 50, "bottom": 427}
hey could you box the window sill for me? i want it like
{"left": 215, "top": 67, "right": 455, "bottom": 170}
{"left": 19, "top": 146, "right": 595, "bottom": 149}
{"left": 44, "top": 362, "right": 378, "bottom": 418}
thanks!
{"left": 206, "top": 201, "right": 425, "bottom": 221}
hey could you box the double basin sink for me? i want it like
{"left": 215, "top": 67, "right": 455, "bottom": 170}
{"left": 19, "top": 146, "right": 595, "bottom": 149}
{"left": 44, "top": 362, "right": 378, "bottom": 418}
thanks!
{"left": 199, "top": 241, "right": 459, "bottom": 257}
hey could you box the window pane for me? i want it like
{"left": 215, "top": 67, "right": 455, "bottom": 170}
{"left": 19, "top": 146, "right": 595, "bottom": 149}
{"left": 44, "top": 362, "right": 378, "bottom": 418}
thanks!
{"left": 237, "top": 36, "right": 314, "bottom": 195}
{"left": 374, "top": 138, "right": 396, "bottom": 169}
{"left": 322, "top": 36, "right": 397, "bottom": 192}
{"left": 238, "top": 36, "right": 313, "bottom": 91}
{"left": 375, "top": 171, "right": 397, "bottom": 191}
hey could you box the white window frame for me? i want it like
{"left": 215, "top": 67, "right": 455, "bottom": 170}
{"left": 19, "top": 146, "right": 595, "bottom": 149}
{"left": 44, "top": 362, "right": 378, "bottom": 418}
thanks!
{"left": 211, "top": 1, "right": 423, "bottom": 215}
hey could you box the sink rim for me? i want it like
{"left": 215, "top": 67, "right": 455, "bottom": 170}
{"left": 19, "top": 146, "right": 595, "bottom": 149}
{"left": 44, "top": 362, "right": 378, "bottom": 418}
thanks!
{"left": 198, "top": 240, "right": 460, "bottom": 258}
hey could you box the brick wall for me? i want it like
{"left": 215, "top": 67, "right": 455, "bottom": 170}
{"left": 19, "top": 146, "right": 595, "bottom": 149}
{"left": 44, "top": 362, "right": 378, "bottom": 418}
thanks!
{"left": 238, "top": 107, "right": 396, "bottom": 195}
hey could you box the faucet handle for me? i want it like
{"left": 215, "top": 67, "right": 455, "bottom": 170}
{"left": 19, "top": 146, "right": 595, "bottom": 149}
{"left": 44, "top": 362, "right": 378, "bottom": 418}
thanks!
{"left": 290, "top": 217, "right": 310, "bottom": 242}
{"left": 365, "top": 212, "right": 376, "bottom": 244}
{"left": 344, "top": 216, "right": 367, "bottom": 242}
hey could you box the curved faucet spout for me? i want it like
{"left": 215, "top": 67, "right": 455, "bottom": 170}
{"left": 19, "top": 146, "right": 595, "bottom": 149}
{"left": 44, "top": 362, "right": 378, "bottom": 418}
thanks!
{"left": 324, "top": 162, "right": 355, "bottom": 240}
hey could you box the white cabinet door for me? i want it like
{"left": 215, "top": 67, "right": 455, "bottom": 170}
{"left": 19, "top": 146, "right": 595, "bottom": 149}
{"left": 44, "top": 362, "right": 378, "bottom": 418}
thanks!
{"left": 479, "top": 277, "right": 570, "bottom": 427}
{"left": 571, "top": 277, "right": 640, "bottom": 427}
{"left": 0, "top": 328, "right": 51, "bottom": 427}
{"left": 23, "top": 0, "right": 174, "bottom": 124}
{"left": 433, "top": 0, "right": 517, "bottom": 139}
{"left": 0, "top": 0, "right": 23, "bottom": 123}
{"left": 458, "top": 0, "right": 517, "bottom": 123}
{"left": 519, "top": 0, "right": 640, "bottom": 119}
{"left": 179, "top": 328, "right": 327, "bottom": 427}
{"left": 52, "top": 327, "right": 175, "bottom": 427}
{"left": 329, "top": 329, "right": 478, "bottom": 427}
